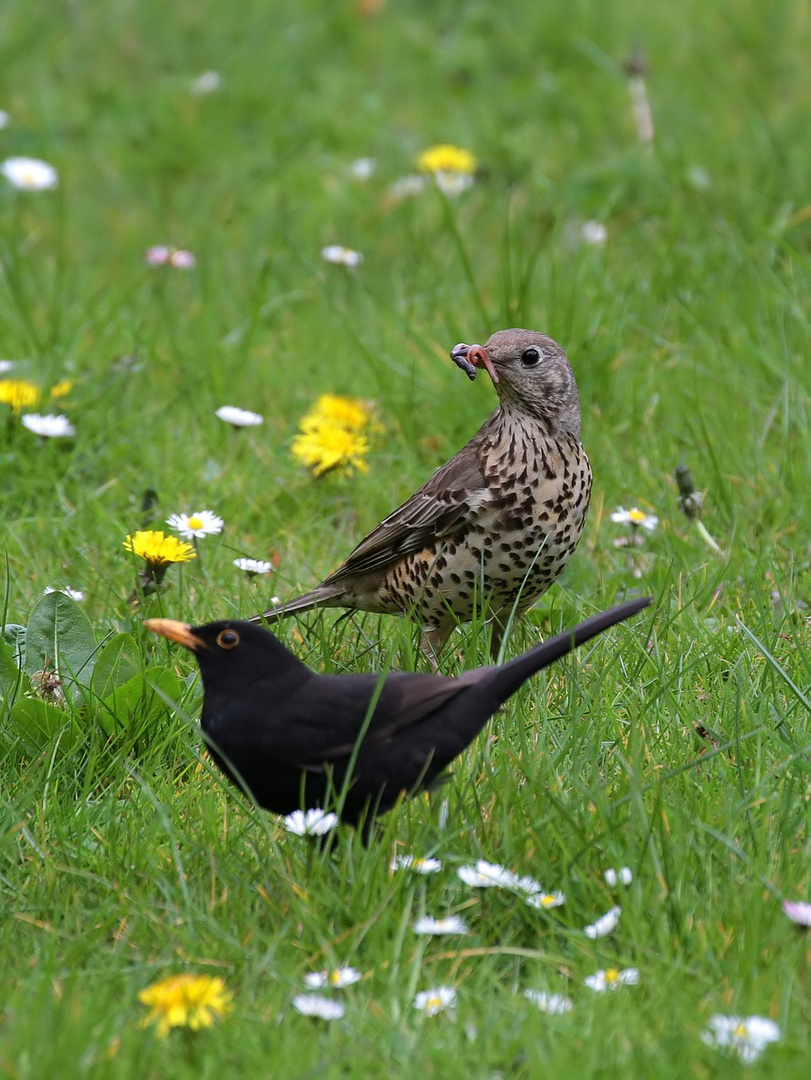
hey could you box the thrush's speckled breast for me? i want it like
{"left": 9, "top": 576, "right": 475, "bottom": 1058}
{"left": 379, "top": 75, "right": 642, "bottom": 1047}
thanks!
{"left": 255, "top": 329, "right": 592, "bottom": 656}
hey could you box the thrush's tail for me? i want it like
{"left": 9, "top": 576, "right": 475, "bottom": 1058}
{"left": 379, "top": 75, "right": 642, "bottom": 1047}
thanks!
{"left": 251, "top": 586, "right": 339, "bottom": 625}
{"left": 485, "top": 597, "right": 651, "bottom": 705}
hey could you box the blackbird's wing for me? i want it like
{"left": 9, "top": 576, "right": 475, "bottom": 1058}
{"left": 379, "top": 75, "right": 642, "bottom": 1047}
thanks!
{"left": 319, "top": 432, "right": 491, "bottom": 582}
{"left": 283, "top": 670, "right": 485, "bottom": 769}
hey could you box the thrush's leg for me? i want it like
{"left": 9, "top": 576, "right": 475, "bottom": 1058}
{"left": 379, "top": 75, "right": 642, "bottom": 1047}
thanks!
{"left": 421, "top": 623, "right": 454, "bottom": 672}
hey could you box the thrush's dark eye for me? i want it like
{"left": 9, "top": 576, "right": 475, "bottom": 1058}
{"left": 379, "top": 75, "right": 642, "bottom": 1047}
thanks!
{"left": 521, "top": 347, "right": 542, "bottom": 367}
{"left": 217, "top": 629, "right": 240, "bottom": 649}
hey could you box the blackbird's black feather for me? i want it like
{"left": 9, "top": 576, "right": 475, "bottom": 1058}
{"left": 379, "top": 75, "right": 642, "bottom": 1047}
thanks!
{"left": 146, "top": 597, "right": 649, "bottom": 827}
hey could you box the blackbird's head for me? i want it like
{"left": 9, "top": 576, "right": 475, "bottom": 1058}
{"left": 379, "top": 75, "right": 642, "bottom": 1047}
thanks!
{"left": 453, "top": 329, "right": 582, "bottom": 435}
{"left": 145, "top": 618, "right": 310, "bottom": 691}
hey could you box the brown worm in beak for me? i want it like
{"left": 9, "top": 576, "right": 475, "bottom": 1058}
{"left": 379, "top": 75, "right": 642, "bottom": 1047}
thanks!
{"left": 467, "top": 344, "right": 499, "bottom": 384}
{"left": 450, "top": 342, "right": 499, "bottom": 384}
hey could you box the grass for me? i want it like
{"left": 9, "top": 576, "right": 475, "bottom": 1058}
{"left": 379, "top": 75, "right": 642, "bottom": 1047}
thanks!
{"left": 1, "top": 0, "right": 810, "bottom": 1075}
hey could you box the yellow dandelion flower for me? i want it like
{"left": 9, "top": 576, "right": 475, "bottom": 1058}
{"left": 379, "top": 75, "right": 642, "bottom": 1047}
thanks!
{"left": 417, "top": 144, "right": 477, "bottom": 175}
{"left": 291, "top": 424, "right": 371, "bottom": 477}
{"left": 309, "top": 394, "right": 374, "bottom": 432}
{"left": 123, "top": 530, "right": 197, "bottom": 567}
{"left": 50, "top": 379, "right": 74, "bottom": 399}
{"left": 0, "top": 378, "right": 40, "bottom": 411}
{"left": 138, "top": 973, "right": 233, "bottom": 1039}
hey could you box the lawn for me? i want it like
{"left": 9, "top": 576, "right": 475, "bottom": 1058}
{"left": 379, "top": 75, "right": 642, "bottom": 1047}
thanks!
{"left": 1, "top": 0, "right": 809, "bottom": 1076}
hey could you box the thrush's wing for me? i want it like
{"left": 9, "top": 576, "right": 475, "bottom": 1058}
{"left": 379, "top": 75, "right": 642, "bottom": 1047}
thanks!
{"left": 319, "top": 431, "right": 491, "bottom": 582}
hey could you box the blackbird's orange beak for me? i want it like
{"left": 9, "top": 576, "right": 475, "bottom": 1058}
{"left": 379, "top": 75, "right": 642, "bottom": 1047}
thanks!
{"left": 144, "top": 618, "right": 209, "bottom": 651}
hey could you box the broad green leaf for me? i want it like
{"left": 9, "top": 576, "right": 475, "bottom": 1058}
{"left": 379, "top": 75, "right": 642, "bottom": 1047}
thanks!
{"left": 0, "top": 636, "right": 22, "bottom": 704}
{"left": 24, "top": 593, "right": 99, "bottom": 704}
{"left": 4, "top": 697, "right": 82, "bottom": 757}
{"left": 90, "top": 633, "right": 141, "bottom": 700}
{"left": 98, "top": 669, "right": 186, "bottom": 737}
{"left": 1, "top": 623, "right": 26, "bottom": 667}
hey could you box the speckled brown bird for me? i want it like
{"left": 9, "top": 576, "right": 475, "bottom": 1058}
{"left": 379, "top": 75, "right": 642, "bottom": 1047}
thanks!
{"left": 255, "top": 329, "right": 593, "bottom": 658}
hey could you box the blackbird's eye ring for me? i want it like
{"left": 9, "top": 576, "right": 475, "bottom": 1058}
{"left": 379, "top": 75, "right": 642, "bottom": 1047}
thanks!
{"left": 521, "top": 347, "right": 542, "bottom": 367}
{"left": 217, "top": 629, "right": 240, "bottom": 649}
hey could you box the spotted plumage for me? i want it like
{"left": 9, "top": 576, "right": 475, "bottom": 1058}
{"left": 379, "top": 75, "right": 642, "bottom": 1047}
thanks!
{"left": 254, "top": 329, "right": 593, "bottom": 657}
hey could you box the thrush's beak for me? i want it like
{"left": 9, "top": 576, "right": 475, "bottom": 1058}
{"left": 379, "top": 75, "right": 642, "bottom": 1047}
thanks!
{"left": 450, "top": 342, "right": 499, "bottom": 384}
{"left": 468, "top": 344, "right": 499, "bottom": 384}
{"left": 144, "top": 618, "right": 209, "bottom": 651}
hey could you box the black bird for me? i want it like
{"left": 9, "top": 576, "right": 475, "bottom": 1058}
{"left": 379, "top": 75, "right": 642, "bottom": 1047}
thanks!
{"left": 145, "top": 597, "right": 649, "bottom": 827}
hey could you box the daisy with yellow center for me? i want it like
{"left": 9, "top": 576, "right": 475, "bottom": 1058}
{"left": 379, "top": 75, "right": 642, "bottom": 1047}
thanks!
{"left": 611, "top": 506, "right": 658, "bottom": 531}
{"left": 525, "top": 890, "right": 566, "bottom": 910}
{"left": 304, "top": 967, "right": 362, "bottom": 989}
{"left": 1, "top": 156, "right": 58, "bottom": 191}
{"left": 584, "top": 966, "right": 639, "bottom": 992}
{"left": 0, "top": 378, "right": 40, "bottom": 411}
{"left": 138, "top": 973, "right": 233, "bottom": 1039}
{"left": 701, "top": 1014, "right": 781, "bottom": 1063}
{"left": 166, "top": 510, "right": 224, "bottom": 540}
{"left": 414, "top": 986, "right": 456, "bottom": 1016}
{"left": 390, "top": 854, "right": 442, "bottom": 874}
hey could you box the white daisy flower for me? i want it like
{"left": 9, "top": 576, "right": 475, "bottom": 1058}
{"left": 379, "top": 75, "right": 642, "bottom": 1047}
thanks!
{"left": 584, "top": 967, "right": 639, "bottom": 992}
{"left": 348, "top": 157, "right": 376, "bottom": 181}
{"left": 389, "top": 174, "right": 426, "bottom": 200}
{"left": 513, "top": 874, "right": 544, "bottom": 896}
{"left": 283, "top": 809, "right": 339, "bottom": 837}
{"left": 701, "top": 1015, "right": 781, "bottom": 1064}
{"left": 304, "top": 967, "right": 362, "bottom": 989}
{"left": 291, "top": 994, "right": 345, "bottom": 1020}
{"left": 457, "top": 860, "right": 520, "bottom": 889}
{"left": 610, "top": 506, "right": 658, "bottom": 531}
{"left": 390, "top": 854, "right": 442, "bottom": 875}
{"left": 414, "top": 986, "right": 456, "bottom": 1016}
{"left": 782, "top": 899, "right": 811, "bottom": 926}
{"left": 166, "top": 510, "right": 224, "bottom": 539}
{"left": 523, "top": 989, "right": 573, "bottom": 1014}
{"left": 215, "top": 405, "right": 264, "bottom": 428}
{"left": 43, "top": 586, "right": 84, "bottom": 602}
{"left": 413, "top": 915, "right": 468, "bottom": 936}
{"left": 524, "top": 890, "right": 566, "bottom": 910}
{"left": 21, "top": 414, "right": 75, "bottom": 438}
{"left": 604, "top": 867, "right": 633, "bottom": 887}
{"left": 581, "top": 220, "right": 608, "bottom": 245}
{"left": 2, "top": 156, "right": 58, "bottom": 191}
{"left": 584, "top": 905, "right": 622, "bottom": 939}
{"left": 233, "top": 557, "right": 275, "bottom": 576}
{"left": 321, "top": 245, "right": 363, "bottom": 268}
{"left": 191, "top": 71, "right": 221, "bottom": 95}
{"left": 145, "top": 245, "right": 171, "bottom": 265}
{"left": 168, "top": 248, "right": 196, "bottom": 269}
{"left": 0, "top": 360, "right": 14, "bottom": 373}
{"left": 145, "top": 245, "right": 196, "bottom": 268}
{"left": 433, "top": 171, "right": 474, "bottom": 196}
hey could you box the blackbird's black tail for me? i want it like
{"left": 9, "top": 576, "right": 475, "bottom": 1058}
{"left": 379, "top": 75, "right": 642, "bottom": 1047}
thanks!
{"left": 488, "top": 597, "right": 651, "bottom": 705}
